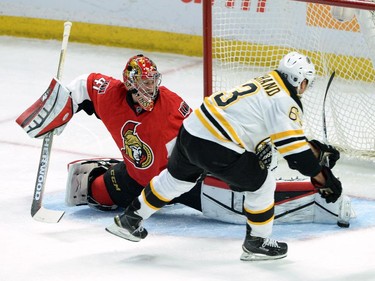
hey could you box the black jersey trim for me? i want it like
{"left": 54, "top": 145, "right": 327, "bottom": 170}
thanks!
{"left": 200, "top": 104, "right": 232, "bottom": 142}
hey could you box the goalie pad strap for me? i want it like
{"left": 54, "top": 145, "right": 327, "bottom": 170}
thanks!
{"left": 16, "top": 78, "right": 73, "bottom": 138}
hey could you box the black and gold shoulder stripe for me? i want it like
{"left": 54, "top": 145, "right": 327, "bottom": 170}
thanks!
{"left": 195, "top": 99, "right": 245, "bottom": 148}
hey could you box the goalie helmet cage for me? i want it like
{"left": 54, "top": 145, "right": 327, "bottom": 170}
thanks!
{"left": 202, "top": 0, "right": 375, "bottom": 161}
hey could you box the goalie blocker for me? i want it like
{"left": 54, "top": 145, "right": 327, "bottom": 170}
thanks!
{"left": 65, "top": 158, "right": 355, "bottom": 227}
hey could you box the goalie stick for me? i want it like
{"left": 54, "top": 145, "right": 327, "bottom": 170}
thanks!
{"left": 31, "top": 21, "right": 72, "bottom": 223}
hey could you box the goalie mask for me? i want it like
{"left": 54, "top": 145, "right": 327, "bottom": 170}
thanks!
{"left": 123, "top": 54, "right": 162, "bottom": 111}
{"left": 277, "top": 52, "right": 316, "bottom": 97}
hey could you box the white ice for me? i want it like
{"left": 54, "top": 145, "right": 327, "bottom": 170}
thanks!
{"left": 1, "top": 36, "right": 375, "bottom": 281}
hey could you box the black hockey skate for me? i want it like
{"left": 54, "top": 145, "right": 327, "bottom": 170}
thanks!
{"left": 240, "top": 225, "right": 287, "bottom": 261}
{"left": 105, "top": 199, "right": 148, "bottom": 242}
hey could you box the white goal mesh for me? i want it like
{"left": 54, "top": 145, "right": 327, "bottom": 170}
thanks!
{"left": 205, "top": 0, "right": 375, "bottom": 160}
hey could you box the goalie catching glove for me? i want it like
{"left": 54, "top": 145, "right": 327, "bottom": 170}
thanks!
{"left": 16, "top": 78, "right": 73, "bottom": 138}
{"left": 311, "top": 166, "right": 342, "bottom": 203}
{"left": 309, "top": 139, "right": 340, "bottom": 169}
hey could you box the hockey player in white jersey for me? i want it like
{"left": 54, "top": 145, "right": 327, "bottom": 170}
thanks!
{"left": 105, "top": 52, "right": 344, "bottom": 261}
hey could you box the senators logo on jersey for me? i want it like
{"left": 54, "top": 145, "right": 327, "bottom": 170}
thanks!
{"left": 121, "top": 121, "right": 154, "bottom": 169}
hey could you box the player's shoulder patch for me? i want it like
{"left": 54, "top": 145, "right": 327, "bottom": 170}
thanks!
{"left": 158, "top": 86, "right": 191, "bottom": 117}
{"left": 178, "top": 101, "right": 191, "bottom": 117}
{"left": 90, "top": 73, "right": 120, "bottom": 95}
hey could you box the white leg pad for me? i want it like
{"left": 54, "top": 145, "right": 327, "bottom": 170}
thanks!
{"left": 65, "top": 160, "right": 100, "bottom": 206}
{"left": 65, "top": 159, "right": 119, "bottom": 207}
{"left": 314, "top": 194, "right": 356, "bottom": 226}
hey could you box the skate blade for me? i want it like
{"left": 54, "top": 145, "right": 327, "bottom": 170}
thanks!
{"left": 240, "top": 251, "right": 287, "bottom": 261}
{"left": 105, "top": 223, "right": 141, "bottom": 242}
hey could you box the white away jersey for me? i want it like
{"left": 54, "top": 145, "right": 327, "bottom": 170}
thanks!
{"left": 183, "top": 71, "right": 311, "bottom": 157}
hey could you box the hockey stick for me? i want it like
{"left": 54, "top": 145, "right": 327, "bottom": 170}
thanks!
{"left": 31, "top": 21, "right": 72, "bottom": 223}
{"left": 321, "top": 71, "right": 350, "bottom": 227}
{"left": 321, "top": 71, "right": 335, "bottom": 167}
{"left": 322, "top": 71, "right": 335, "bottom": 143}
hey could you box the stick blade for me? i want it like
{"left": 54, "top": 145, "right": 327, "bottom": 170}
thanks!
{"left": 32, "top": 207, "right": 65, "bottom": 223}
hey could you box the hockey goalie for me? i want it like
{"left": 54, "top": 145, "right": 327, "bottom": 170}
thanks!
{"left": 16, "top": 55, "right": 355, "bottom": 228}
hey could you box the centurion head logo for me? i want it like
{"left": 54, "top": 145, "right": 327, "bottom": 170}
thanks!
{"left": 121, "top": 121, "right": 153, "bottom": 169}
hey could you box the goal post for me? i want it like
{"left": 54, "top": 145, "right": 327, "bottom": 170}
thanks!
{"left": 202, "top": 0, "right": 375, "bottom": 160}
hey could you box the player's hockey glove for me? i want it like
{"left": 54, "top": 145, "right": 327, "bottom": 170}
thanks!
{"left": 256, "top": 140, "right": 273, "bottom": 169}
{"left": 311, "top": 166, "right": 342, "bottom": 203}
{"left": 309, "top": 139, "right": 340, "bottom": 169}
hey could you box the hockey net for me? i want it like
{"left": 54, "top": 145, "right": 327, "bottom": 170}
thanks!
{"left": 203, "top": 0, "right": 375, "bottom": 161}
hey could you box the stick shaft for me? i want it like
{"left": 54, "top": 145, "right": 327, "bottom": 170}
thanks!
{"left": 321, "top": 71, "right": 335, "bottom": 168}
{"left": 322, "top": 71, "right": 335, "bottom": 143}
{"left": 56, "top": 22, "right": 72, "bottom": 79}
{"left": 31, "top": 22, "right": 72, "bottom": 222}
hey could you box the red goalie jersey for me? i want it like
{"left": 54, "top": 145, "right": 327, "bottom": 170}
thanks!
{"left": 68, "top": 73, "right": 192, "bottom": 187}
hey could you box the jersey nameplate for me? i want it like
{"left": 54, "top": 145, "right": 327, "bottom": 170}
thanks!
{"left": 254, "top": 74, "right": 280, "bottom": 96}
